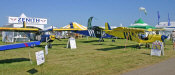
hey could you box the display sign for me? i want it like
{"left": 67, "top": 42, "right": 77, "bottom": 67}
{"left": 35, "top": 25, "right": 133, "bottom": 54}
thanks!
{"left": 151, "top": 41, "right": 164, "bottom": 56}
{"left": 67, "top": 37, "right": 77, "bottom": 49}
{"left": 35, "top": 50, "right": 45, "bottom": 65}
{"left": 8, "top": 17, "right": 47, "bottom": 24}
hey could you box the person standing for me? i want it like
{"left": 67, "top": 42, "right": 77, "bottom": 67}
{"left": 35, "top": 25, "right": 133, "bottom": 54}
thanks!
{"left": 172, "top": 30, "right": 175, "bottom": 50}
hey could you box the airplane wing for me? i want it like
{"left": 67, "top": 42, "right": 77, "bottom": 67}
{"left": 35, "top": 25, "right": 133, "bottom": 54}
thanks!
{"left": 105, "top": 27, "right": 145, "bottom": 38}
{"left": 112, "top": 27, "right": 145, "bottom": 32}
{"left": 53, "top": 28, "right": 86, "bottom": 31}
{"left": 151, "top": 29, "right": 165, "bottom": 31}
{"left": 0, "top": 27, "right": 85, "bottom": 32}
{"left": 0, "top": 27, "right": 39, "bottom": 32}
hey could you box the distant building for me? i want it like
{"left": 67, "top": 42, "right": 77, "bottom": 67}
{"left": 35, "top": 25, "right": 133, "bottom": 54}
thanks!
{"left": 155, "top": 22, "right": 175, "bottom": 39}
{"left": 155, "top": 22, "right": 175, "bottom": 29}
{"left": 2, "top": 13, "right": 48, "bottom": 42}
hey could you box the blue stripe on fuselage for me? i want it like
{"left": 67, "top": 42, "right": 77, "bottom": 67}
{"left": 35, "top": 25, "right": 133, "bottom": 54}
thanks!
{"left": 0, "top": 41, "right": 40, "bottom": 51}
{"left": 74, "top": 30, "right": 90, "bottom": 36}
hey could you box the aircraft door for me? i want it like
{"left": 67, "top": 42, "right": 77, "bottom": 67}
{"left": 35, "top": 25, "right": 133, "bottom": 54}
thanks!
{"left": 93, "top": 26, "right": 102, "bottom": 38}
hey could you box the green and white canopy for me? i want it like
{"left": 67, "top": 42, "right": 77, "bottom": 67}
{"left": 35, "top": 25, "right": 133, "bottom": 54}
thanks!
{"left": 128, "top": 18, "right": 155, "bottom": 29}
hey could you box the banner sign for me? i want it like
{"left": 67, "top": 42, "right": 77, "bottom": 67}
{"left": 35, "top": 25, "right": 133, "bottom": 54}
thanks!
{"left": 67, "top": 37, "right": 77, "bottom": 49}
{"left": 151, "top": 41, "right": 164, "bottom": 56}
{"left": 35, "top": 50, "right": 45, "bottom": 65}
{"left": 8, "top": 17, "right": 47, "bottom": 24}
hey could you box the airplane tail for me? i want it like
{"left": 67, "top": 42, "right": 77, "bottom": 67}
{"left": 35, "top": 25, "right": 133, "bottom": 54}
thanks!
{"left": 87, "top": 17, "right": 93, "bottom": 29}
{"left": 70, "top": 22, "right": 74, "bottom": 28}
{"left": 105, "top": 22, "right": 112, "bottom": 30}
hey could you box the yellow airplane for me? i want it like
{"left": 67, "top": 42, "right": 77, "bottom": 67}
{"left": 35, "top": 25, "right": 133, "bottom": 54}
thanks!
{"left": 0, "top": 22, "right": 85, "bottom": 48}
{"left": 104, "top": 25, "right": 167, "bottom": 49}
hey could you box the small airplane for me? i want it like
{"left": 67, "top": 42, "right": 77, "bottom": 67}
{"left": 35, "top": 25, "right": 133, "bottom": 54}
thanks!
{"left": 72, "top": 17, "right": 115, "bottom": 42}
{"left": 105, "top": 27, "right": 168, "bottom": 48}
{"left": 0, "top": 21, "right": 84, "bottom": 49}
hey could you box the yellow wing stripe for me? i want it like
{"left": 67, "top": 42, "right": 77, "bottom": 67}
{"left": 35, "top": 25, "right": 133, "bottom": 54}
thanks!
{"left": 0, "top": 27, "right": 39, "bottom": 31}
{"left": 53, "top": 28, "right": 85, "bottom": 31}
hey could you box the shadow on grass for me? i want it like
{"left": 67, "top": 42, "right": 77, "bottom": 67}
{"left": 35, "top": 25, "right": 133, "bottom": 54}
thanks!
{"left": 37, "top": 44, "right": 66, "bottom": 48}
{"left": 141, "top": 52, "right": 150, "bottom": 55}
{"left": 109, "top": 45, "right": 116, "bottom": 46}
{"left": 27, "top": 68, "right": 38, "bottom": 74}
{"left": 0, "top": 58, "right": 30, "bottom": 64}
{"left": 92, "top": 43, "right": 104, "bottom": 45}
{"left": 81, "top": 40, "right": 99, "bottom": 43}
{"left": 96, "top": 45, "right": 138, "bottom": 51}
{"left": 52, "top": 44, "right": 66, "bottom": 46}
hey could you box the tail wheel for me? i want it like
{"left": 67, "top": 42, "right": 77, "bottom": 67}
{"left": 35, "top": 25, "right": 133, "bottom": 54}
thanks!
{"left": 138, "top": 46, "right": 141, "bottom": 49}
{"left": 136, "top": 45, "right": 141, "bottom": 49}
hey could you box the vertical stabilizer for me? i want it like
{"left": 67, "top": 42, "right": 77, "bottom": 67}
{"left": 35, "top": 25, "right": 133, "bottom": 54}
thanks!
{"left": 87, "top": 17, "right": 93, "bottom": 29}
{"left": 70, "top": 22, "right": 74, "bottom": 28}
{"left": 105, "top": 22, "right": 111, "bottom": 30}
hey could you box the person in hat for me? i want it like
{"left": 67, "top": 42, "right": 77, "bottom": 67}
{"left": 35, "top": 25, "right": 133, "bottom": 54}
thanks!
{"left": 172, "top": 30, "right": 175, "bottom": 50}
{"left": 172, "top": 30, "right": 175, "bottom": 42}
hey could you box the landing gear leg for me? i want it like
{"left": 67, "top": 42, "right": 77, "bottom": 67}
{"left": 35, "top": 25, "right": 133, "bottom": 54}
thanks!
{"left": 99, "top": 38, "right": 104, "bottom": 42}
{"left": 102, "top": 39, "right": 104, "bottom": 42}
{"left": 112, "top": 39, "right": 115, "bottom": 42}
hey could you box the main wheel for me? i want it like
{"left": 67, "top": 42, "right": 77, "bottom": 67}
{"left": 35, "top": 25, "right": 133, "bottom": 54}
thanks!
{"left": 112, "top": 39, "right": 115, "bottom": 42}
{"left": 147, "top": 44, "right": 150, "bottom": 48}
{"left": 145, "top": 44, "right": 150, "bottom": 48}
{"left": 48, "top": 43, "right": 52, "bottom": 48}
{"left": 102, "top": 39, "right": 104, "bottom": 42}
{"left": 136, "top": 45, "right": 141, "bottom": 49}
{"left": 30, "top": 44, "right": 35, "bottom": 48}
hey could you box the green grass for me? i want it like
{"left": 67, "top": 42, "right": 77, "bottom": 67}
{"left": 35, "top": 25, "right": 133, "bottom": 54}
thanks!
{"left": 0, "top": 38, "right": 175, "bottom": 75}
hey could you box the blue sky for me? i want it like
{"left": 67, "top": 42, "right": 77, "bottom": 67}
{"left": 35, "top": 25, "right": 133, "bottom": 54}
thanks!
{"left": 0, "top": 0, "right": 175, "bottom": 28}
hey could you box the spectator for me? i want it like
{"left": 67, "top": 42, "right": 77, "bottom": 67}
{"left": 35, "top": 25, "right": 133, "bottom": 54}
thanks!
{"left": 172, "top": 30, "right": 175, "bottom": 50}
{"left": 172, "top": 30, "right": 175, "bottom": 42}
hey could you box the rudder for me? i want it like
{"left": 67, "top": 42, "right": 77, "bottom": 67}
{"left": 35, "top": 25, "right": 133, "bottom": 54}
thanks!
{"left": 105, "top": 22, "right": 112, "bottom": 30}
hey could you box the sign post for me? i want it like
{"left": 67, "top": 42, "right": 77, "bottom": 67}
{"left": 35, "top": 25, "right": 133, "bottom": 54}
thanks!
{"left": 151, "top": 41, "right": 164, "bottom": 56}
{"left": 45, "top": 45, "right": 48, "bottom": 55}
